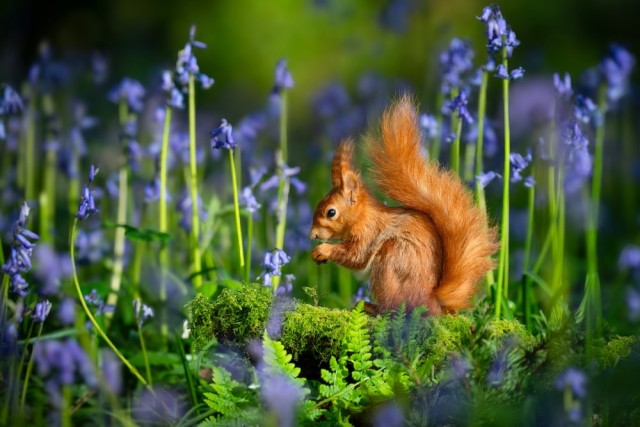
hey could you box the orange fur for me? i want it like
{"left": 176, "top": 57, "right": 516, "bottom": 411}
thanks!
{"left": 310, "top": 95, "right": 499, "bottom": 314}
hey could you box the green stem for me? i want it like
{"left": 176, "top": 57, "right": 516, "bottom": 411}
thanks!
{"left": 451, "top": 117, "right": 462, "bottom": 176}
{"left": 188, "top": 75, "right": 202, "bottom": 289}
{"left": 272, "top": 91, "right": 290, "bottom": 291}
{"left": 137, "top": 320, "right": 152, "bottom": 385}
{"left": 158, "top": 106, "right": 172, "bottom": 345}
{"left": 70, "top": 218, "right": 150, "bottom": 388}
{"left": 522, "top": 170, "right": 535, "bottom": 328}
{"left": 583, "top": 84, "right": 607, "bottom": 340}
{"left": 245, "top": 213, "right": 253, "bottom": 283}
{"left": 20, "top": 322, "right": 44, "bottom": 410}
{"left": 25, "top": 93, "right": 36, "bottom": 202}
{"left": 495, "top": 49, "right": 511, "bottom": 319}
{"left": 229, "top": 149, "right": 245, "bottom": 269}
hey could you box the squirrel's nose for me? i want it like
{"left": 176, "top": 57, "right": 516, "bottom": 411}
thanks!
{"left": 309, "top": 227, "right": 318, "bottom": 239}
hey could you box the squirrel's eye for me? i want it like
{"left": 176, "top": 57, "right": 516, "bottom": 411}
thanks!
{"left": 327, "top": 208, "right": 337, "bottom": 218}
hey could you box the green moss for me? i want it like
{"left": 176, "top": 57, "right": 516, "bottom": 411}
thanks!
{"left": 186, "top": 283, "right": 273, "bottom": 351}
{"left": 280, "top": 303, "right": 352, "bottom": 363}
{"left": 487, "top": 319, "right": 537, "bottom": 351}
{"left": 597, "top": 336, "right": 637, "bottom": 368}
{"left": 423, "top": 315, "right": 473, "bottom": 366}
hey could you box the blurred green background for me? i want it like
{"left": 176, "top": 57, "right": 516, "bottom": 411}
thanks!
{"left": 2, "top": 0, "right": 639, "bottom": 117}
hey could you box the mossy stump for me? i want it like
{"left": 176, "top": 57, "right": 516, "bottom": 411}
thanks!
{"left": 185, "top": 284, "right": 538, "bottom": 371}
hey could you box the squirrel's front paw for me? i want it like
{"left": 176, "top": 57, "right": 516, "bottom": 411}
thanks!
{"left": 312, "top": 244, "right": 332, "bottom": 264}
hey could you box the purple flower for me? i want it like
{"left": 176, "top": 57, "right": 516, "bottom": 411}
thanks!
{"left": 524, "top": 176, "right": 536, "bottom": 188}
{"left": 175, "top": 25, "right": 214, "bottom": 91}
{"left": 260, "top": 248, "right": 291, "bottom": 287}
{"left": 33, "top": 300, "right": 52, "bottom": 323}
{"left": 443, "top": 89, "right": 473, "bottom": 124}
{"left": 600, "top": 44, "right": 635, "bottom": 102}
{"left": 133, "top": 299, "right": 154, "bottom": 327}
{"left": 2, "top": 202, "right": 39, "bottom": 297}
{"left": 75, "top": 228, "right": 106, "bottom": 263}
{"left": 353, "top": 283, "right": 371, "bottom": 304}
{"left": 439, "top": 38, "right": 475, "bottom": 95}
{"left": 372, "top": 401, "right": 404, "bottom": 427}
{"left": 133, "top": 387, "right": 186, "bottom": 425}
{"left": 478, "top": 5, "right": 519, "bottom": 57}
{"left": 313, "top": 82, "right": 350, "bottom": 119}
{"left": 619, "top": 245, "right": 640, "bottom": 270}
{"left": 176, "top": 192, "right": 206, "bottom": 233}
{"left": 34, "top": 338, "right": 97, "bottom": 407}
{"left": 272, "top": 59, "right": 294, "bottom": 94}
{"left": 419, "top": 113, "right": 439, "bottom": 140}
{"left": 161, "top": 70, "right": 185, "bottom": 110}
{"left": 108, "top": 77, "right": 145, "bottom": 113}
{"left": 144, "top": 177, "right": 170, "bottom": 204}
{"left": 553, "top": 72, "right": 573, "bottom": 97}
{"left": 91, "top": 51, "right": 109, "bottom": 85}
{"left": 574, "top": 95, "right": 601, "bottom": 127}
{"left": 495, "top": 64, "right": 510, "bottom": 80}
{"left": 34, "top": 244, "right": 72, "bottom": 295}
{"left": 476, "top": 171, "right": 501, "bottom": 188}
{"left": 275, "top": 274, "right": 295, "bottom": 297}
{"left": 627, "top": 288, "right": 640, "bottom": 321}
{"left": 510, "top": 67, "right": 525, "bottom": 80}
{"left": 57, "top": 298, "right": 76, "bottom": 326}
{"left": 240, "top": 186, "right": 261, "bottom": 214}
{"left": 77, "top": 166, "right": 99, "bottom": 220}
{"left": 510, "top": 150, "right": 532, "bottom": 183}
{"left": 210, "top": 118, "right": 236, "bottom": 151}
{"left": 101, "top": 349, "right": 122, "bottom": 395}
{"left": 0, "top": 84, "right": 24, "bottom": 117}
{"left": 555, "top": 367, "right": 587, "bottom": 398}
{"left": 84, "top": 289, "right": 114, "bottom": 316}
{"left": 260, "top": 373, "right": 303, "bottom": 427}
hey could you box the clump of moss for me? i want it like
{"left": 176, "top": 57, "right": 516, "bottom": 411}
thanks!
{"left": 280, "top": 303, "right": 352, "bottom": 363}
{"left": 596, "top": 335, "right": 637, "bottom": 368}
{"left": 186, "top": 283, "right": 273, "bottom": 350}
{"left": 487, "top": 319, "right": 537, "bottom": 351}
{"left": 423, "top": 315, "right": 473, "bottom": 367}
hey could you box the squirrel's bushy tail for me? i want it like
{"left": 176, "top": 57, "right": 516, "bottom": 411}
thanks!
{"left": 365, "top": 95, "right": 499, "bottom": 312}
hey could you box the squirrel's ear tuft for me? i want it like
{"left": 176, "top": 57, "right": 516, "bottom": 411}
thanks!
{"left": 332, "top": 139, "right": 355, "bottom": 188}
{"left": 343, "top": 170, "right": 360, "bottom": 204}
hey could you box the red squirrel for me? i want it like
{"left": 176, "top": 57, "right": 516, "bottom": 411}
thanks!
{"left": 309, "top": 96, "right": 499, "bottom": 314}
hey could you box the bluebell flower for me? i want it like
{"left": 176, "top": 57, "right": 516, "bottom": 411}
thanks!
{"left": 495, "top": 64, "right": 509, "bottom": 80}
{"left": 91, "top": 51, "right": 109, "bottom": 85}
{"left": 176, "top": 192, "right": 207, "bottom": 233}
{"left": 33, "top": 300, "right": 52, "bottom": 323}
{"left": 443, "top": 89, "right": 474, "bottom": 124}
{"left": 144, "top": 177, "right": 170, "bottom": 204}
{"left": 260, "top": 165, "right": 306, "bottom": 195}
{"left": 509, "top": 67, "right": 525, "bottom": 80}
{"left": 77, "top": 166, "right": 99, "bottom": 220}
{"left": 524, "top": 176, "right": 536, "bottom": 188}
{"left": 240, "top": 186, "right": 261, "bottom": 215}
{"left": 75, "top": 228, "right": 106, "bottom": 264}
{"left": 476, "top": 171, "right": 501, "bottom": 188}
{"left": 108, "top": 77, "right": 145, "bottom": 113}
{"left": 2, "top": 202, "right": 39, "bottom": 297}
{"left": 260, "top": 372, "right": 303, "bottom": 427}
{"left": 34, "top": 244, "right": 71, "bottom": 295}
{"left": 101, "top": 349, "right": 122, "bottom": 395}
{"left": 372, "top": 401, "right": 404, "bottom": 427}
{"left": 419, "top": 113, "right": 439, "bottom": 140}
{"left": 210, "top": 118, "right": 236, "bottom": 151}
{"left": 619, "top": 245, "right": 640, "bottom": 271}
{"left": 267, "top": 291, "right": 296, "bottom": 338}
{"left": 233, "top": 113, "right": 268, "bottom": 151}
{"left": 600, "top": 44, "right": 635, "bottom": 102}
{"left": 0, "top": 84, "right": 24, "bottom": 116}
{"left": 378, "top": 0, "right": 413, "bottom": 33}
{"left": 260, "top": 248, "right": 291, "bottom": 287}
{"left": 555, "top": 367, "right": 587, "bottom": 398}
{"left": 439, "top": 38, "right": 475, "bottom": 95}
{"left": 574, "top": 95, "right": 601, "bottom": 127}
{"left": 478, "top": 4, "right": 519, "bottom": 56}
{"left": 57, "top": 298, "right": 76, "bottom": 326}
{"left": 272, "top": 59, "right": 294, "bottom": 95}
{"left": 313, "top": 82, "right": 350, "bottom": 119}
{"left": 275, "top": 274, "right": 295, "bottom": 297}
{"left": 34, "top": 338, "right": 97, "bottom": 408}
{"left": 133, "top": 387, "right": 186, "bottom": 424}
{"left": 353, "top": 283, "right": 371, "bottom": 304}
{"left": 133, "top": 299, "right": 154, "bottom": 327}
{"left": 510, "top": 150, "right": 533, "bottom": 183}
{"left": 553, "top": 72, "right": 572, "bottom": 97}
{"left": 84, "top": 289, "right": 114, "bottom": 316}
{"left": 161, "top": 70, "right": 185, "bottom": 110}
{"left": 627, "top": 287, "right": 640, "bottom": 321}
{"left": 175, "top": 25, "right": 214, "bottom": 91}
